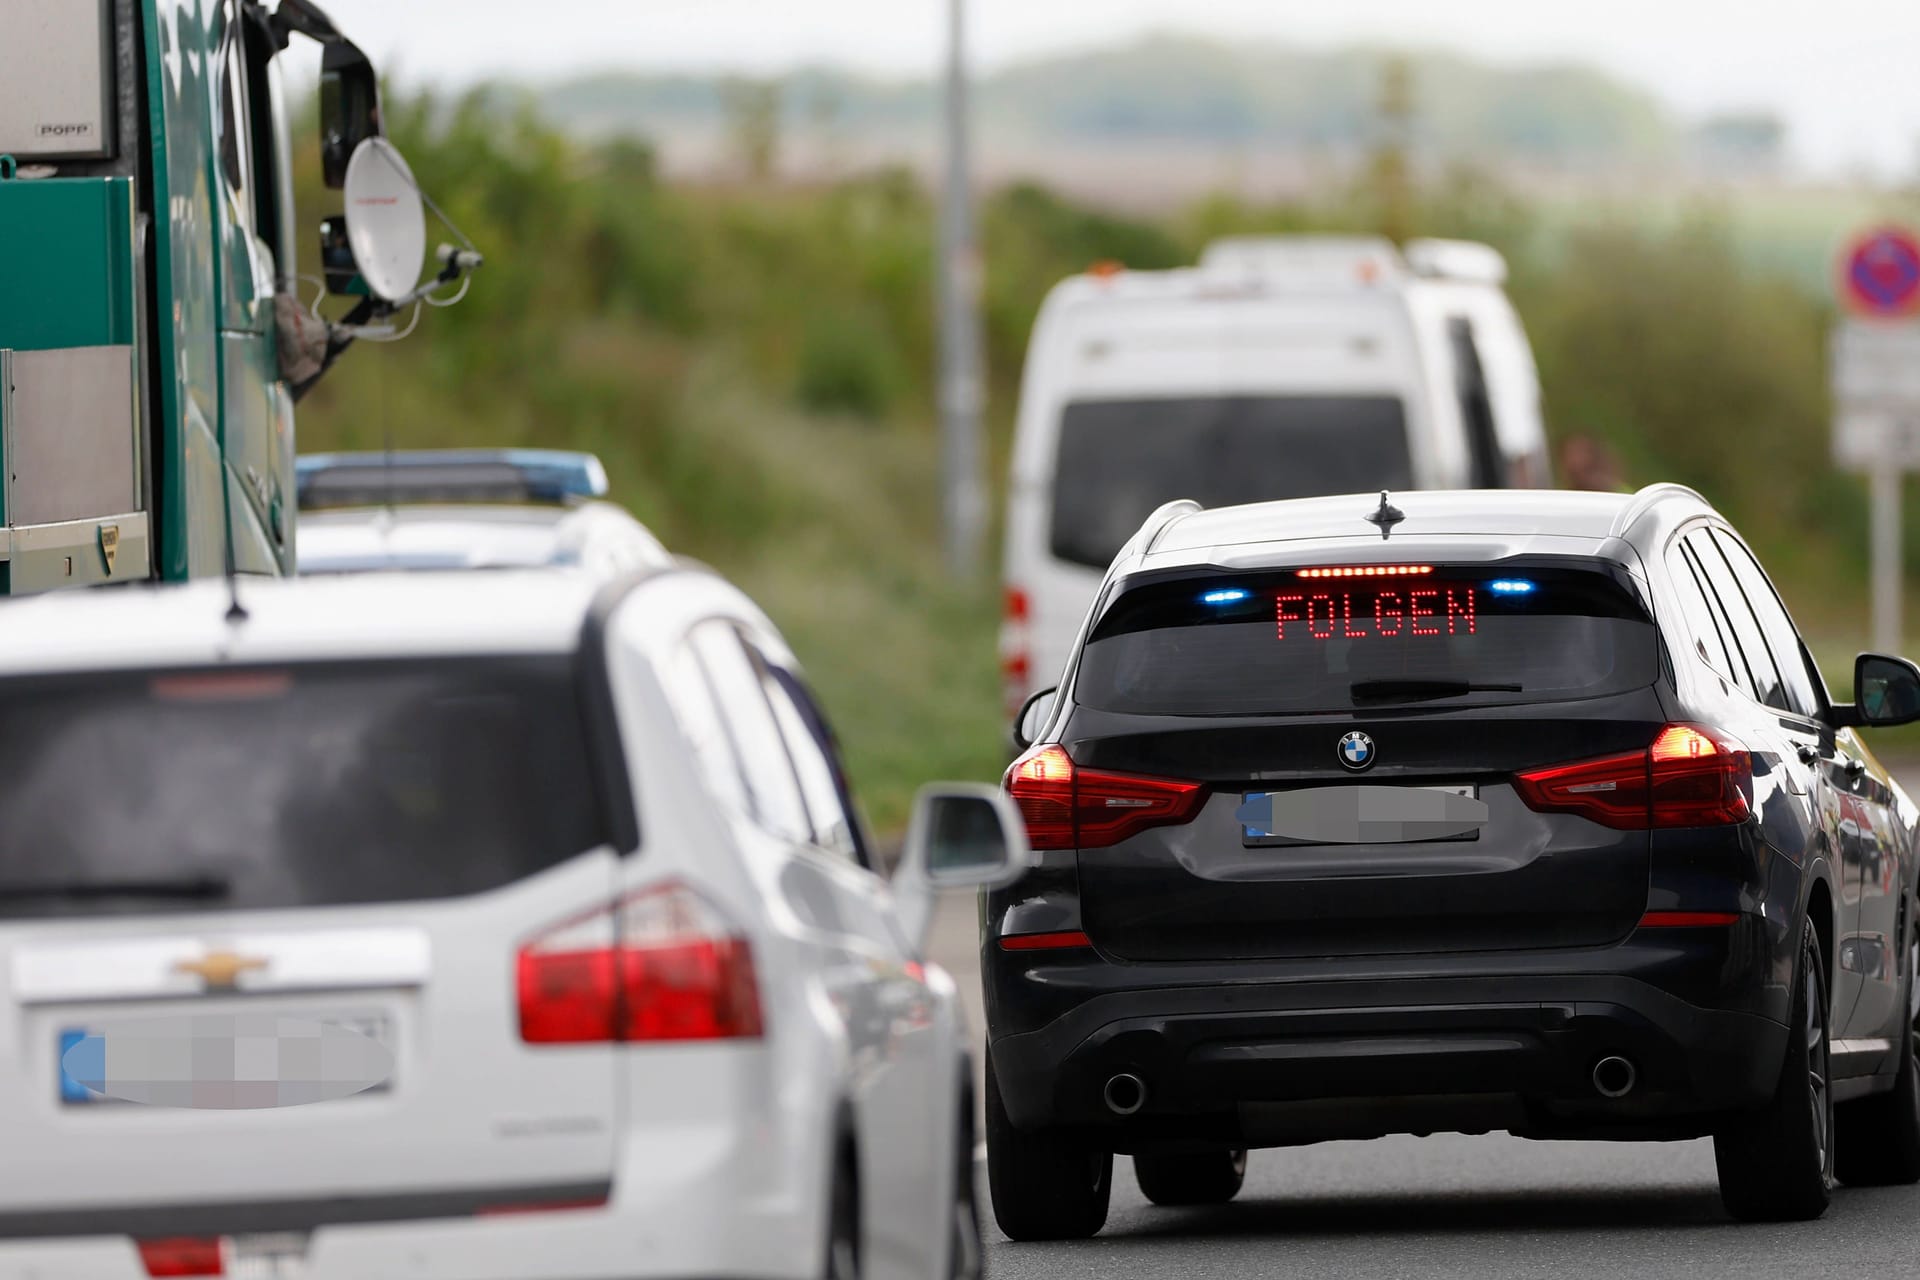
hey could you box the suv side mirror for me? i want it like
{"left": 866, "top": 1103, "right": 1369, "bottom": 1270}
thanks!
{"left": 1012, "top": 686, "right": 1059, "bottom": 752}
{"left": 319, "top": 40, "right": 382, "bottom": 189}
{"left": 891, "top": 784, "right": 1033, "bottom": 953}
{"left": 1838, "top": 653, "right": 1920, "bottom": 728}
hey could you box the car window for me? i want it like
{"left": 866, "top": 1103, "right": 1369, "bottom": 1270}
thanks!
{"left": 0, "top": 658, "right": 608, "bottom": 918}
{"left": 1664, "top": 544, "right": 1737, "bottom": 680}
{"left": 216, "top": 12, "right": 253, "bottom": 217}
{"left": 1448, "top": 317, "right": 1506, "bottom": 489}
{"left": 1685, "top": 529, "right": 1788, "bottom": 712}
{"left": 660, "top": 640, "right": 751, "bottom": 817}
{"left": 689, "top": 623, "right": 812, "bottom": 845}
{"left": 1074, "top": 563, "right": 1657, "bottom": 715}
{"left": 753, "top": 655, "right": 866, "bottom": 867}
{"left": 1711, "top": 529, "right": 1819, "bottom": 718}
{"left": 1675, "top": 540, "right": 1755, "bottom": 699}
{"left": 1049, "top": 396, "right": 1414, "bottom": 570}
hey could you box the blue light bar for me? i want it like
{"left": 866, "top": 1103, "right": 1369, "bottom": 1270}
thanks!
{"left": 1201, "top": 588, "right": 1251, "bottom": 605}
{"left": 1488, "top": 579, "right": 1536, "bottom": 595}
{"left": 295, "top": 449, "right": 610, "bottom": 511}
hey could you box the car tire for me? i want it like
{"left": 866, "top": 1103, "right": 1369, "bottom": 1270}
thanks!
{"left": 984, "top": 1056, "right": 1111, "bottom": 1241}
{"left": 1713, "top": 920, "right": 1835, "bottom": 1222}
{"left": 950, "top": 1085, "right": 984, "bottom": 1280}
{"left": 1133, "top": 1150, "right": 1247, "bottom": 1206}
{"left": 824, "top": 1142, "right": 861, "bottom": 1280}
{"left": 1835, "top": 927, "right": 1920, "bottom": 1187}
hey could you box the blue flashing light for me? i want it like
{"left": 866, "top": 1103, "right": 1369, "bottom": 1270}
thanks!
{"left": 1488, "top": 579, "right": 1536, "bottom": 595}
{"left": 1201, "top": 588, "right": 1252, "bottom": 606}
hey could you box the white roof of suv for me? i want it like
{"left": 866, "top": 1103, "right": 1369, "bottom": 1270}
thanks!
{"left": 0, "top": 571, "right": 602, "bottom": 675}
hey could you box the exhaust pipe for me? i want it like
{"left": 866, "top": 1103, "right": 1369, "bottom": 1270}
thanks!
{"left": 1592, "top": 1055, "right": 1637, "bottom": 1099}
{"left": 1103, "top": 1072, "right": 1147, "bottom": 1116}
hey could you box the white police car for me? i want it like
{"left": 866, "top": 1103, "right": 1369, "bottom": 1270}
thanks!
{"left": 294, "top": 450, "right": 668, "bottom": 578}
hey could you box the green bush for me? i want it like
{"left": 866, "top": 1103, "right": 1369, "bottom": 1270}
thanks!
{"left": 795, "top": 306, "right": 905, "bottom": 419}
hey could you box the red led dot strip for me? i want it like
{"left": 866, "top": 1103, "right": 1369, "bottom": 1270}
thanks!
{"left": 1296, "top": 565, "right": 1434, "bottom": 579}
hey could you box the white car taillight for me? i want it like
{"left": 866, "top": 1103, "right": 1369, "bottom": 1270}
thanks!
{"left": 517, "top": 881, "right": 763, "bottom": 1044}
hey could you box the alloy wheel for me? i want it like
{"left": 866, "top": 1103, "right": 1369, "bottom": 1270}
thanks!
{"left": 1808, "top": 936, "right": 1833, "bottom": 1175}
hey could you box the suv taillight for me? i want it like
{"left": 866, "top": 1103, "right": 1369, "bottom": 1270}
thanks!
{"left": 1001, "top": 585, "right": 1032, "bottom": 721}
{"left": 1004, "top": 744, "right": 1206, "bottom": 850}
{"left": 517, "top": 881, "right": 763, "bottom": 1044}
{"left": 1514, "top": 724, "right": 1752, "bottom": 830}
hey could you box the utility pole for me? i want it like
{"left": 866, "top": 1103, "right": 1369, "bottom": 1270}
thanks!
{"left": 938, "top": 0, "right": 986, "bottom": 577}
{"left": 1371, "top": 56, "right": 1415, "bottom": 245}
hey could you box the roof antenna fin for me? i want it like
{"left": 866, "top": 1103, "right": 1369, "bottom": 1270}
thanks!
{"left": 1364, "top": 490, "right": 1405, "bottom": 540}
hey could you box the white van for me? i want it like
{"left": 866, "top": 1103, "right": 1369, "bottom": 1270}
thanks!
{"left": 1000, "top": 235, "right": 1554, "bottom": 720}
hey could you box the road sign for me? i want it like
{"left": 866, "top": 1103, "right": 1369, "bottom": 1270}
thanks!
{"left": 1832, "top": 320, "right": 1920, "bottom": 407}
{"left": 1839, "top": 227, "right": 1920, "bottom": 318}
{"left": 1830, "top": 234, "right": 1920, "bottom": 650}
{"left": 1834, "top": 406, "right": 1920, "bottom": 470}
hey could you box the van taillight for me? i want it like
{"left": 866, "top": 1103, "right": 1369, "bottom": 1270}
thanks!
{"left": 138, "top": 1239, "right": 223, "bottom": 1277}
{"left": 1514, "top": 724, "right": 1752, "bottom": 830}
{"left": 517, "top": 882, "right": 763, "bottom": 1044}
{"left": 1004, "top": 744, "right": 1206, "bottom": 850}
{"left": 1001, "top": 585, "right": 1032, "bottom": 719}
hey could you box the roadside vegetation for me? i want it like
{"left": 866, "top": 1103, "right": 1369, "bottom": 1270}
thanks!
{"left": 294, "top": 91, "right": 1920, "bottom": 828}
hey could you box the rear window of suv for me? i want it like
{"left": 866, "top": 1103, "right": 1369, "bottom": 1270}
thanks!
{"left": 1074, "top": 564, "right": 1657, "bottom": 716}
{"left": 1048, "top": 396, "right": 1414, "bottom": 570}
{"left": 0, "top": 657, "right": 610, "bottom": 918}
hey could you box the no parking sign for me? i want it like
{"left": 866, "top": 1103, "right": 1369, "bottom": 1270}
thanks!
{"left": 1839, "top": 226, "right": 1920, "bottom": 318}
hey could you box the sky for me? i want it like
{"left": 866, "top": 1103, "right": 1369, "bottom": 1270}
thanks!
{"left": 313, "top": 0, "right": 1920, "bottom": 178}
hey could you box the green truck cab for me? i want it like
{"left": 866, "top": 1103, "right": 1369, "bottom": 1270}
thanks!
{"left": 0, "top": 0, "right": 470, "bottom": 594}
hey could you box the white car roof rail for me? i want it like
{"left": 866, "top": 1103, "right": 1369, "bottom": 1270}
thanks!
{"left": 1119, "top": 499, "right": 1204, "bottom": 564}
{"left": 1609, "top": 482, "right": 1711, "bottom": 537}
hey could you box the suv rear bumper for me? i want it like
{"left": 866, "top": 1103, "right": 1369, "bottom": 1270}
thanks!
{"left": 989, "top": 971, "right": 1788, "bottom": 1147}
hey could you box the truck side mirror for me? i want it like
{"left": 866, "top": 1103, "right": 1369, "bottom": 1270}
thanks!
{"left": 318, "top": 216, "right": 367, "bottom": 296}
{"left": 319, "top": 40, "right": 381, "bottom": 189}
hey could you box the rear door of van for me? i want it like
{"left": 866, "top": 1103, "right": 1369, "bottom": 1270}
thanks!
{"left": 1005, "top": 290, "right": 1431, "bottom": 714}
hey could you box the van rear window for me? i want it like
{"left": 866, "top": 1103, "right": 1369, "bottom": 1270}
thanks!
{"left": 1048, "top": 396, "right": 1413, "bottom": 570}
{"left": 1074, "top": 565, "right": 1657, "bottom": 716}
{"left": 0, "top": 657, "right": 610, "bottom": 918}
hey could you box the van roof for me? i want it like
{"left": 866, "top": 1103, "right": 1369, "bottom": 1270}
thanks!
{"left": 1052, "top": 235, "right": 1510, "bottom": 309}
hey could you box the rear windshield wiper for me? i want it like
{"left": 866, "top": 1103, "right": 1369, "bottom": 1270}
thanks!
{"left": 0, "top": 874, "right": 231, "bottom": 902}
{"left": 1349, "top": 679, "right": 1523, "bottom": 703}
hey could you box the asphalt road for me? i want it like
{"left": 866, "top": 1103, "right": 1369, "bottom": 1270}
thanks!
{"left": 926, "top": 754, "right": 1920, "bottom": 1278}
{"left": 978, "top": 1135, "right": 1920, "bottom": 1279}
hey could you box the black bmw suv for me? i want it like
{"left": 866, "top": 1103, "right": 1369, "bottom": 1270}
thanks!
{"left": 985, "top": 485, "right": 1920, "bottom": 1237}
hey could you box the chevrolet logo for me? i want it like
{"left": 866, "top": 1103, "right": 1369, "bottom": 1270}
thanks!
{"left": 173, "top": 951, "right": 268, "bottom": 990}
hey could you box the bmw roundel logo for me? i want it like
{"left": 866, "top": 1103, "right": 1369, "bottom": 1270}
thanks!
{"left": 1338, "top": 731, "right": 1376, "bottom": 771}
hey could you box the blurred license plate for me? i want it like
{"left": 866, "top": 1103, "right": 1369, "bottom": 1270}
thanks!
{"left": 1241, "top": 783, "right": 1481, "bottom": 847}
{"left": 58, "top": 1011, "right": 395, "bottom": 1106}
{"left": 228, "top": 1233, "right": 311, "bottom": 1279}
